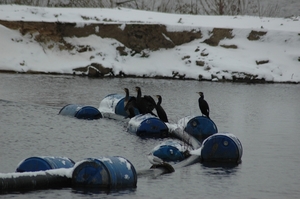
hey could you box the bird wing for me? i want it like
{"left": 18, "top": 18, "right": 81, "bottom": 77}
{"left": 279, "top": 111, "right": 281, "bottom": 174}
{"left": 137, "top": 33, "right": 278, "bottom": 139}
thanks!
{"left": 143, "top": 95, "right": 156, "bottom": 109}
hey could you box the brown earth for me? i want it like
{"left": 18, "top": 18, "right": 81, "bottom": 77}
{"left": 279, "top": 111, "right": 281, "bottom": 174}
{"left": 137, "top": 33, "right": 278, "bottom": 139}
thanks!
{"left": 0, "top": 20, "right": 272, "bottom": 83}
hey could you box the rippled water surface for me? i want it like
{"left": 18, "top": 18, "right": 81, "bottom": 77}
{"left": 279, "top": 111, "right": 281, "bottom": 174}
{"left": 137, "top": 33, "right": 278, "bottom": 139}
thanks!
{"left": 1, "top": 74, "right": 300, "bottom": 199}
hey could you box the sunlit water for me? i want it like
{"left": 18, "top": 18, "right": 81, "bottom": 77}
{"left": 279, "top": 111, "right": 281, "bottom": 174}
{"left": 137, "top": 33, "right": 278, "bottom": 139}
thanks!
{"left": 0, "top": 74, "right": 299, "bottom": 199}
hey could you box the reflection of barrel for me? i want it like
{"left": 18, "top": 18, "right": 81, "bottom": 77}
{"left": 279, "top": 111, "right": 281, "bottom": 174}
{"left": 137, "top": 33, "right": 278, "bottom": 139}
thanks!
{"left": 201, "top": 133, "right": 243, "bottom": 163}
{"left": 99, "top": 93, "right": 139, "bottom": 117}
{"left": 59, "top": 104, "right": 102, "bottom": 120}
{"left": 178, "top": 116, "right": 218, "bottom": 142}
{"left": 72, "top": 157, "right": 137, "bottom": 189}
{"left": 127, "top": 114, "right": 169, "bottom": 138}
{"left": 16, "top": 156, "right": 75, "bottom": 172}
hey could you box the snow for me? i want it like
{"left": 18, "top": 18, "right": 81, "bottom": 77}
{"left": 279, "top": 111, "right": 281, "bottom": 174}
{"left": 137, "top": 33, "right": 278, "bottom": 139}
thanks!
{"left": 0, "top": 168, "right": 73, "bottom": 179}
{"left": 0, "top": 4, "right": 299, "bottom": 83}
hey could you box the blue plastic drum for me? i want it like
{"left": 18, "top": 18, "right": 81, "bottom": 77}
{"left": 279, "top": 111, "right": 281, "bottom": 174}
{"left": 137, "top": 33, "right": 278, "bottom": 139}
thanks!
{"left": 178, "top": 115, "right": 218, "bottom": 142}
{"left": 127, "top": 114, "right": 169, "bottom": 138}
{"left": 99, "top": 93, "right": 139, "bottom": 117}
{"left": 16, "top": 156, "right": 75, "bottom": 172}
{"left": 201, "top": 133, "right": 243, "bottom": 163}
{"left": 59, "top": 104, "right": 102, "bottom": 120}
{"left": 150, "top": 140, "right": 191, "bottom": 162}
{"left": 72, "top": 157, "right": 137, "bottom": 189}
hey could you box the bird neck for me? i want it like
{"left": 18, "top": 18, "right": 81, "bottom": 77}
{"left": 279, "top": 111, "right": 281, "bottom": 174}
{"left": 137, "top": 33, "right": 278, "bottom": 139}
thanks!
{"left": 157, "top": 98, "right": 162, "bottom": 106}
{"left": 124, "top": 90, "right": 129, "bottom": 101}
{"left": 137, "top": 90, "right": 142, "bottom": 99}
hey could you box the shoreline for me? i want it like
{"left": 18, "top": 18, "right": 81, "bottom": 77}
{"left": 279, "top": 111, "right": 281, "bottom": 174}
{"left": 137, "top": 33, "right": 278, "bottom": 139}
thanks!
{"left": 2, "top": 70, "right": 299, "bottom": 84}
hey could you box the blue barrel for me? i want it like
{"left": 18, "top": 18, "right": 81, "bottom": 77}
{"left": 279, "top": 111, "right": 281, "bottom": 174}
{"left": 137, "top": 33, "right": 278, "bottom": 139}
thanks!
{"left": 178, "top": 116, "right": 218, "bottom": 142}
{"left": 150, "top": 140, "right": 191, "bottom": 162}
{"left": 59, "top": 104, "right": 102, "bottom": 120}
{"left": 201, "top": 133, "right": 243, "bottom": 163}
{"left": 16, "top": 156, "right": 75, "bottom": 172}
{"left": 72, "top": 157, "right": 137, "bottom": 189}
{"left": 127, "top": 114, "right": 169, "bottom": 138}
{"left": 99, "top": 93, "right": 139, "bottom": 117}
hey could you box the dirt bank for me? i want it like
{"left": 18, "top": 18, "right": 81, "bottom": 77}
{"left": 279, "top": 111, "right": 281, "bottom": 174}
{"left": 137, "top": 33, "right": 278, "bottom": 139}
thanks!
{"left": 0, "top": 20, "right": 291, "bottom": 83}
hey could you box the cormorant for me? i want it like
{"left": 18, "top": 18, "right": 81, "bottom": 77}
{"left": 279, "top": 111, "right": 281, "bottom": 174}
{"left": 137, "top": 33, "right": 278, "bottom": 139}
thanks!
{"left": 123, "top": 88, "right": 136, "bottom": 118}
{"left": 197, "top": 92, "right": 210, "bottom": 119}
{"left": 135, "top": 86, "right": 157, "bottom": 116}
{"left": 154, "top": 95, "right": 169, "bottom": 123}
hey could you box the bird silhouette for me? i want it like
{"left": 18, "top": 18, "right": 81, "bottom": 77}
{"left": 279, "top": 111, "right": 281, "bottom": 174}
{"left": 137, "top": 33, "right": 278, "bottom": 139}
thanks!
{"left": 135, "top": 87, "right": 157, "bottom": 116}
{"left": 123, "top": 88, "right": 137, "bottom": 118}
{"left": 197, "top": 92, "right": 210, "bottom": 119}
{"left": 154, "top": 95, "right": 169, "bottom": 123}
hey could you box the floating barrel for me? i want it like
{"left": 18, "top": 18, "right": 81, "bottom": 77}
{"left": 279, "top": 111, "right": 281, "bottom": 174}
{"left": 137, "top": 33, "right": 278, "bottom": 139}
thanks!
{"left": 201, "top": 133, "right": 243, "bottom": 163}
{"left": 150, "top": 140, "right": 191, "bottom": 163}
{"left": 99, "top": 93, "right": 139, "bottom": 117}
{"left": 59, "top": 104, "right": 102, "bottom": 120}
{"left": 16, "top": 156, "right": 75, "bottom": 172}
{"left": 127, "top": 114, "right": 169, "bottom": 138}
{"left": 178, "top": 116, "right": 218, "bottom": 142}
{"left": 72, "top": 157, "right": 137, "bottom": 189}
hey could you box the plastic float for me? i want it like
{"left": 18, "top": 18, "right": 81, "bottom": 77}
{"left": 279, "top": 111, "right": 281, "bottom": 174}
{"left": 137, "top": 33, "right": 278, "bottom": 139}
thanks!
{"left": 178, "top": 115, "right": 218, "bottom": 142}
{"left": 127, "top": 114, "right": 169, "bottom": 138}
{"left": 200, "top": 133, "right": 243, "bottom": 164}
{"left": 148, "top": 128, "right": 243, "bottom": 167}
{"left": 1, "top": 156, "right": 75, "bottom": 193}
{"left": 72, "top": 157, "right": 137, "bottom": 189}
{"left": 99, "top": 94, "right": 169, "bottom": 138}
{"left": 0, "top": 93, "right": 244, "bottom": 194}
{"left": 16, "top": 156, "right": 75, "bottom": 172}
{"left": 99, "top": 93, "right": 139, "bottom": 118}
{"left": 148, "top": 127, "right": 202, "bottom": 169}
{"left": 148, "top": 140, "right": 191, "bottom": 163}
{"left": 59, "top": 104, "right": 102, "bottom": 120}
{"left": 0, "top": 156, "right": 142, "bottom": 193}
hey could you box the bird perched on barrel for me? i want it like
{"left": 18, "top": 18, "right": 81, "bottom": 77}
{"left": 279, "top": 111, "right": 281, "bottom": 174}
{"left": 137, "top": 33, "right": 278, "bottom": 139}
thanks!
{"left": 123, "top": 88, "right": 137, "bottom": 118}
{"left": 135, "top": 86, "right": 157, "bottom": 116}
{"left": 154, "top": 95, "right": 169, "bottom": 123}
{"left": 197, "top": 92, "right": 210, "bottom": 119}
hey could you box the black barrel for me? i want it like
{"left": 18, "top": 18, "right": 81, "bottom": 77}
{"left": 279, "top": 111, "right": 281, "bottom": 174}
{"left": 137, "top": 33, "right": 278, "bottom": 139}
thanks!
{"left": 0, "top": 169, "right": 72, "bottom": 193}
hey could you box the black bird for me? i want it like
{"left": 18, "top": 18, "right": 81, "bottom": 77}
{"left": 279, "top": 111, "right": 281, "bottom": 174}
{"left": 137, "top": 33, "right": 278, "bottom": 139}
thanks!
{"left": 123, "top": 88, "right": 136, "bottom": 118}
{"left": 135, "top": 86, "right": 157, "bottom": 116}
{"left": 197, "top": 92, "right": 210, "bottom": 119}
{"left": 154, "top": 95, "right": 169, "bottom": 123}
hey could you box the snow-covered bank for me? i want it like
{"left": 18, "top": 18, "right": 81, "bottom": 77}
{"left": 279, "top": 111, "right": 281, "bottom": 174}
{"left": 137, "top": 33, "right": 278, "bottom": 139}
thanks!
{"left": 0, "top": 5, "right": 299, "bottom": 83}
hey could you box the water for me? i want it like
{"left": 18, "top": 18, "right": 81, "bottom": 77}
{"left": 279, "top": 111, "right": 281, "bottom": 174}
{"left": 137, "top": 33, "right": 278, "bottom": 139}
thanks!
{"left": 0, "top": 73, "right": 300, "bottom": 199}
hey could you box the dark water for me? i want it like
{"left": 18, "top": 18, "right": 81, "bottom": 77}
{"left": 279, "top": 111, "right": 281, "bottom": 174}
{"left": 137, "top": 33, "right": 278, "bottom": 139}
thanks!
{"left": 0, "top": 74, "right": 300, "bottom": 199}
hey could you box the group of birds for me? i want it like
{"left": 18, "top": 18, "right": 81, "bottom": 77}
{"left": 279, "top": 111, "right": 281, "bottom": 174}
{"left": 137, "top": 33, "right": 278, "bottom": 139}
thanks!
{"left": 123, "top": 87, "right": 210, "bottom": 123}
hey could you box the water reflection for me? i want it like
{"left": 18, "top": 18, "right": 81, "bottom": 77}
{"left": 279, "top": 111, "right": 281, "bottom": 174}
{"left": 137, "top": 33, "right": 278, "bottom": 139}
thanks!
{"left": 200, "top": 162, "right": 240, "bottom": 177}
{"left": 71, "top": 187, "right": 137, "bottom": 197}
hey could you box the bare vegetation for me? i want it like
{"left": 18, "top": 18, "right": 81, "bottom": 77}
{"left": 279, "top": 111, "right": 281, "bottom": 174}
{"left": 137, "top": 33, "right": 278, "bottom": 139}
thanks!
{"left": 0, "top": 0, "right": 283, "bottom": 17}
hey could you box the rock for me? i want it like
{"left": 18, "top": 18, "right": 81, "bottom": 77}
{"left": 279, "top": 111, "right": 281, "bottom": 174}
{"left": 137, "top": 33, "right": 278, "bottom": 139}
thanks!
{"left": 256, "top": 60, "right": 269, "bottom": 65}
{"left": 196, "top": 60, "right": 205, "bottom": 66}
{"left": 203, "top": 28, "right": 233, "bottom": 46}
{"left": 220, "top": 44, "right": 238, "bottom": 49}
{"left": 247, "top": 30, "right": 267, "bottom": 41}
